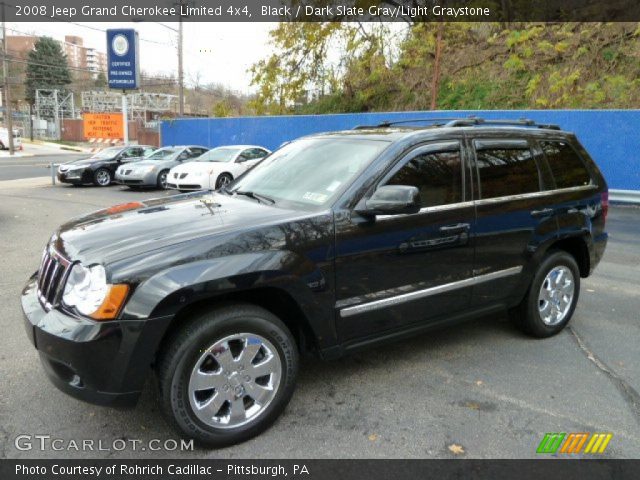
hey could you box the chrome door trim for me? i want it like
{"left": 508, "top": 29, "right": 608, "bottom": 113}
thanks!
{"left": 339, "top": 266, "right": 523, "bottom": 318}
{"left": 377, "top": 184, "right": 596, "bottom": 220}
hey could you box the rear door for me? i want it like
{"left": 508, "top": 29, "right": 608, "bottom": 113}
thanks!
{"left": 470, "top": 136, "right": 558, "bottom": 307}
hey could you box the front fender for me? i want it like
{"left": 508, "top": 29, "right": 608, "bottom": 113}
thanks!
{"left": 120, "top": 250, "right": 330, "bottom": 328}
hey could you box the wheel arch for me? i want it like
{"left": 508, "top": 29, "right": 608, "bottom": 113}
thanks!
{"left": 154, "top": 287, "right": 319, "bottom": 364}
{"left": 545, "top": 234, "right": 591, "bottom": 278}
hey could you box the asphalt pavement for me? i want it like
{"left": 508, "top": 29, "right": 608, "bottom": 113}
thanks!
{"left": 0, "top": 145, "right": 86, "bottom": 181}
{"left": 0, "top": 176, "right": 638, "bottom": 459}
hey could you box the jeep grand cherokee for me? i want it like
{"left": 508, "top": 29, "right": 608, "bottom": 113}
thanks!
{"left": 22, "top": 118, "right": 608, "bottom": 447}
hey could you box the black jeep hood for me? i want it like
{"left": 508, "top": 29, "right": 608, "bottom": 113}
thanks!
{"left": 52, "top": 192, "right": 307, "bottom": 265}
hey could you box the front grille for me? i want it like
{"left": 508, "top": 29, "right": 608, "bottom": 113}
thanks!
{"left": 122, "top": 179, "right": 143, "bottom": 184}
{"left": 37, "top": 247, "right": 72, "bottom": 310}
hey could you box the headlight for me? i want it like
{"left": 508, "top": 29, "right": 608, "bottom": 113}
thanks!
{"left": 62, "top": 264, "right": 129, "bottom": 320}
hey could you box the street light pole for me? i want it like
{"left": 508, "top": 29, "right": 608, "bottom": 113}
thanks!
{"left": 2, "top": 2, "right": 15, "bottom": 155}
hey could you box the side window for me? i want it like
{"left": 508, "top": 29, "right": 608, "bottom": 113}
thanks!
{"left": 540, "top": 140, "right": 591, "bottom": 188}
{"left": 188, "top": 148, "right": 206, "bottom": 158}
{"left": 121, "top": 148, "right": 136, "bottom": 158}
{"left": 386, "top": 146, "right": 463, "bottom": 208}
{"left": 475, "top": 145, "right": 540, "bottom": 198}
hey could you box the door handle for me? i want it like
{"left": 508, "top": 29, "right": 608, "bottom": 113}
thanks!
{"left": 439, "top": 223, "right": 470, "bottom": 233}
{"left": 531, "top": 208, "right": 554, "bottom": 218}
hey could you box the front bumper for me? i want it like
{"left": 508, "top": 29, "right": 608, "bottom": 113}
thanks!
{"left": 58, "top": 169, "right": 92, "bottom": 184}
{"left": 115, "top": 170, "right": 158, "bottom": 187}
{"left": 166, "top": 177, "right": 208, "bottom": 191}
{"left": 21, "top": 274, "right": 172, "bottom": 407}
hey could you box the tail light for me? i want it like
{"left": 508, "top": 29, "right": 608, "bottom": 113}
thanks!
{"left": 601, "top": 190, "right": 609, "bottom": 224}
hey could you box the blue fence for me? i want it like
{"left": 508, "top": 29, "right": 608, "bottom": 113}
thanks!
{"left": 161, "top": 110, "right": 640, "bottom": 191}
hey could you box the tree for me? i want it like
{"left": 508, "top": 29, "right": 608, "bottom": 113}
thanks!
{"left": 25, "top": 37, "right": 72, "bottom": 105}
{"left": 94, "top": 72, "right": 107, "bottom": 89}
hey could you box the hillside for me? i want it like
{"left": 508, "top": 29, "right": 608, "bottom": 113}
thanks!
{"left": 250, "top": 22, "right": 640, "bottom": 113}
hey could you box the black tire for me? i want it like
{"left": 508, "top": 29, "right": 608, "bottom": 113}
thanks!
{"left": 215, "top": 173, "right": 233, "bottom": 189}
{"left": 93, "top": 168, "right": 112, "bottom": 187}
{"left": 511, "top": 250, "right": 580, "bottom": 338}
{"left": 157, "top": 303, "right": 298, "bottom": 447}
{"left": 157, "top": 170, "right": 169, "bottom": 189}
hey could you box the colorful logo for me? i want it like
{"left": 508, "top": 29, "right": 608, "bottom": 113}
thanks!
{"left": 537, "top": 433, "right": 612, "bottom": 454}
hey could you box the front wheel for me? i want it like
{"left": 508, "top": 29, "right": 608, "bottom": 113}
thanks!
{"left": 157, "top": 304, "right": 298, "bottom": 447}
{"left": 93, "top": 168, "right": 112, "bottom": 187}
{"left": 215, "top": 173, "right": 233, "bottom": 189}
{"left": 511, "top": 251, "right": 580, "bottom": 338}
{"left": 157, "top": 170, "right": 169, "bottom": 189}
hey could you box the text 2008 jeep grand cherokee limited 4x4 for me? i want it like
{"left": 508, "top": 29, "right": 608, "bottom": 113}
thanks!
{"left": 22, "top": 118, "right": 608, "bottom": 447}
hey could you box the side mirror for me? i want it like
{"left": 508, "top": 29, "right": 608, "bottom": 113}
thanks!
{"left": 357, "top": 185, "right": 421, "bottom": 216}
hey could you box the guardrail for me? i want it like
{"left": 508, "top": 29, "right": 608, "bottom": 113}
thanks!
{"left": 610, "top": 190, "right": 640, "bottom": 205}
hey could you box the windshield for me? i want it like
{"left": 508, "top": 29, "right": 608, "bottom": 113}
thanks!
{"left": 146, "top": 148, "right": 178, "bottom": 160}
{"left": 90, "top": 147, "right": 123, "bottom": 160}
{"left": 230, "top": 137, "right": 389, "bottom": 209}
{"left": 196, "top": 147, "right": 241, "bottom": 162}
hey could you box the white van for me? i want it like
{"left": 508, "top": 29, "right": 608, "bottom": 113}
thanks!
{"left": 0, "top": 127, "right": 22, "bottom": 150}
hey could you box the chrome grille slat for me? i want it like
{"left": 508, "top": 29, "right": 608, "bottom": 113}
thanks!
{"left": 36, "top": 246, "right": 72, "bottom": 311}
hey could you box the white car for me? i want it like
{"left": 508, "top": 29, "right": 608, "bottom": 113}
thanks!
{"left": 166, "top": 145, "right": 271, "bottom": 191}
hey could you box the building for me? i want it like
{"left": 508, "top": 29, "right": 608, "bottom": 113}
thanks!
{"left": 86, "top": 48, "right": 107, "bottom": 77}
{"left": 6, "top": 34, "right": 107, "bottom": 78}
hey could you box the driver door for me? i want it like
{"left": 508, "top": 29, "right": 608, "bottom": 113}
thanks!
{"left": 334, "top": 140, "right": 475, "bottom": 343}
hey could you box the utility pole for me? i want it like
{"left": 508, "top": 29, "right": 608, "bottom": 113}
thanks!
{"left": 2, "top": 2, "right": 15, "bottom": 154}
{"left": 177, "top": 1, "right": 184, "bottom": 116}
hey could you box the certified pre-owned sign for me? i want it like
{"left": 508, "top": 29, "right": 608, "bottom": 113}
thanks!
{"left": 106, "top": 28, "right": 140, "bottom": 89}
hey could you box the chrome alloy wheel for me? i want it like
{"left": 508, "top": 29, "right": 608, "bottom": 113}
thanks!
{"left": 188, "top": 333, "right": 282, "bottom": 429}
{"left": 538, "top": 266, "right": 575, "bottom": 326}
{"left": 95, "top": 170, "right": 110, "bottom": 186}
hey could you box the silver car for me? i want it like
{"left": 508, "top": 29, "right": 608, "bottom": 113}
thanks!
{"left": 115, "top": 145, "right": 209, "bottom": 189}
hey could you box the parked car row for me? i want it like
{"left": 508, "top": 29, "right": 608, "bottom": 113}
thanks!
{"left": 57, "top": 144, "right": 271, "bottom": 190}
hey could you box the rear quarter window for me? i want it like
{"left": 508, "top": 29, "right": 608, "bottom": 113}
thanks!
{"left": 540, "top": 140, "right": 591, "bottom": 188}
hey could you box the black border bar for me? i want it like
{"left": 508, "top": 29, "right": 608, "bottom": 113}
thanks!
{"left": 4, "top": 0, "right": 640, "bottom": 22}
{"left": 3, "top": 459, "right": 640, "bottom": 480}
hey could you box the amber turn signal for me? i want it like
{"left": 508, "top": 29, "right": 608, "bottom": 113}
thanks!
{"left": 89, "top": 284, "right": 130, "bottom": 320}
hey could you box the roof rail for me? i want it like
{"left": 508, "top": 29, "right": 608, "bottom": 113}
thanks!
{"left": 353, "top": 118, "right": 460, "bottom": 129}
{"left": 353, "top": 116, "right": 560, "bottom": 131}
{"left": 444, "top": 116, "right": 561, "bottom": 130}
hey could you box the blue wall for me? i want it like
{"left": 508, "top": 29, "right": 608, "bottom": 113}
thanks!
{"left": 161, "top": 110, "right": 640, "bottom": 191}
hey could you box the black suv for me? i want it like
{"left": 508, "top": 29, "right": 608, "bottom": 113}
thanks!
{"left": 22, "top": 118, "right": 608, "bottom": 446}
{"left": 57, "top": 145, "right": 156, "bottom": 187}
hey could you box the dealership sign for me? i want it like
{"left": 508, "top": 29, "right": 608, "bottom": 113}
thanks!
{"left": 83, "top": 112, "right": 124, "bottom": 139}
{"left": 106, "top": 29, "right": 140, "bottom": 89}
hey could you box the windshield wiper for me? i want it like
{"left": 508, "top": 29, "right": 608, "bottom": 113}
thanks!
{"left": 233, "top": 190, "right": 276, "bottom": 205}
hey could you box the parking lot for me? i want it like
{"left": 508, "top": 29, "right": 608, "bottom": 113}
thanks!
{"left": 1, "top": 168, "right": 639, "bottom": 459}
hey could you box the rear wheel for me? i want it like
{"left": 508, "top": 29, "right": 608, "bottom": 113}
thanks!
{"left": 157, "top": 304, "right": 298, "bottom": 447}
{"left": 157, "top": 170, "right": 169, "bottom": 189}
{"left": 93, "top": 168, "right": 111, "bottom": 187}
{"left": 215, "top": 173, "right": 233, "bottom": 189}
{"left": 511, "top": 251, "right": 580, "bottom": 338}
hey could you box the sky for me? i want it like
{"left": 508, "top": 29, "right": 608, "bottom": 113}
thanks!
{"left": 7, "top": 22, "right": 277, "bottom": 94}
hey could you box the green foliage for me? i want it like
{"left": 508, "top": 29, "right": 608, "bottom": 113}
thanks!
{"left": 249, "top": 22, "right": 640, "bottom": 113}
{"left": 503, "top": 54, "right": 526, "bottom": 71}
{"left": 25, "top": 37, "right": 72, "bottom": 105}
{"left": 94, "top": 72, "right": 107, "bottom": 89}
{"left": 212, "top": 100, "right": 232, "bottom": 117}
